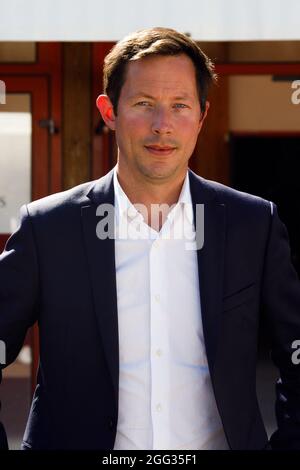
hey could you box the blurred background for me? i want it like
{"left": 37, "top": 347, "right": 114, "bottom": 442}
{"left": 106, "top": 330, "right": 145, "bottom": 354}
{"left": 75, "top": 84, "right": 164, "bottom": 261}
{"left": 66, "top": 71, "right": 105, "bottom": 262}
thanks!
{"left": 0, "top": 0, "right": 300, "bottom": 449}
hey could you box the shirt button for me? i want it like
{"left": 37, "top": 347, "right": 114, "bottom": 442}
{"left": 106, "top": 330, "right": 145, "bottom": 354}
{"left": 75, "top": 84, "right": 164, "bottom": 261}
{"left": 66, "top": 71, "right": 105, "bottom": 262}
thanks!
{"left": 154, "top": 294, "right": 160, "bottom": 302}
{"left": 156, "top": 404, "right": 162, "bottom": 412}
{"left": 156, "top": 349, "right": 162, "bottom": 357}
{"left": 127, "top": 206, "right": 137, "bottom": 219}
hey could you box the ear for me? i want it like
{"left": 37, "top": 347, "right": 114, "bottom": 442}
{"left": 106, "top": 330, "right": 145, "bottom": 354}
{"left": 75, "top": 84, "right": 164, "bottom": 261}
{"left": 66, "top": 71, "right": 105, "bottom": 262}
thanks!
{"left": 198, "top": 100, "right": 210, "bottom": 132}
{"left": 96, "top": 94, "right": 116, "bottom": 131}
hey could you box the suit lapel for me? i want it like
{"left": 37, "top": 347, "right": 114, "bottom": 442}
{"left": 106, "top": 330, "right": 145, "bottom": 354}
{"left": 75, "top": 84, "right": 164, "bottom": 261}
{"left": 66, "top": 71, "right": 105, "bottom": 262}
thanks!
{"left": 189, "top": 170, "right": 226, "bottom": 376}
{"left": 81, "top": 170, "right": 119, "bottom": 406}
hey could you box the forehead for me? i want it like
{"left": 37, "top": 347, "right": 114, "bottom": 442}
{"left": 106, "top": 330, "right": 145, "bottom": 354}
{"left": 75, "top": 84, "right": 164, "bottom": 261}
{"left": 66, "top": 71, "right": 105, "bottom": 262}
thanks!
{"left": 120, "top": 54, "right": 198, "bottom": 97}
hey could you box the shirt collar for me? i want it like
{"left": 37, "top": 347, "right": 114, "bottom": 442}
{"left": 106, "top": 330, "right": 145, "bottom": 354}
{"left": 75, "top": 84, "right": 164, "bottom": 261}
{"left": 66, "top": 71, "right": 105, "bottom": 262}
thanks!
{"left": 113, "top": 166, "right": 194, "bottom": 225}
{"left": 113, "top": 166, "right": 140, "bottom": 224}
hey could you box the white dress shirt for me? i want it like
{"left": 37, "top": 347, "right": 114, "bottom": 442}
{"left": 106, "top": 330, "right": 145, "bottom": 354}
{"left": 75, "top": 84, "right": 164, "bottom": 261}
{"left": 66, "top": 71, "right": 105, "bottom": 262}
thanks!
{"left": 112, "top": 167, "right": 228, "bottom": 450}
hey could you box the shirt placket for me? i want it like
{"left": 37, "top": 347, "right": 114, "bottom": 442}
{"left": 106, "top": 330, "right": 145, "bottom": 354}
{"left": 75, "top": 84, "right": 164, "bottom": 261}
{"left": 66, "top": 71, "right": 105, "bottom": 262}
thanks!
{"left": 149, "top": 226, "right": 171, "bottom": 450}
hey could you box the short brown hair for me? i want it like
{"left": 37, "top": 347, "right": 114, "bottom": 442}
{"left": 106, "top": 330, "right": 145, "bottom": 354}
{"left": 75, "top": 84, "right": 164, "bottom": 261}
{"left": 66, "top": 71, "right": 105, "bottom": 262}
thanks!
{"left": 103, "top": 27, "right": 217, "bottom": 114}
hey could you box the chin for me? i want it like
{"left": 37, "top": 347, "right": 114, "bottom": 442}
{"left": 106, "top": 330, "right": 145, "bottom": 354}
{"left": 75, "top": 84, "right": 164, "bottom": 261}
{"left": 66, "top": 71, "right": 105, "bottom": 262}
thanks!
{"left": 141, "top": 166, "right": 178, "bottom": 180}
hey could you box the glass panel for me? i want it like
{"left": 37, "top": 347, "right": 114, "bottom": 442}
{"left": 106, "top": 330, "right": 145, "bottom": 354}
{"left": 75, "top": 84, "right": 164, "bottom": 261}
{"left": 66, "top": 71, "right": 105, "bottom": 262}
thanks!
{"left": 0, "top": 42, "right": 36, "bottom": 63}
{"left": 0, "top": 93, "right": 32, "bottom": 449}
{"left": 0, "top": 94, "right": 31, "bottom": 234}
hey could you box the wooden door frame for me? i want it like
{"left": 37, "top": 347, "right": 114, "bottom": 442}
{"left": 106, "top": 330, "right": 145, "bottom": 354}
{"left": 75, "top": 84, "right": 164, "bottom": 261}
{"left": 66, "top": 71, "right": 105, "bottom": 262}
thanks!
{"left": 216, "top": 63, "right": 300, "bottom": 75}
{"left": 0, "top": 43, "right": 63, "bottom": 242}
{"left": 0, "top": 43, "right": 62, "bottom": 193}
{"left": 217, "top": 61, "right": 300, "bottom": 175}
{"left": 1, "top": 76, "right": 49, "bottom": 199}
{"left": 0, "top": 75, "right": 50, "bottom": 392}
{"left": 214, "top": 62, "right": 300, "bottom": 184}
{"left": 0, "top": 44, "right": 62, "bottom": 393}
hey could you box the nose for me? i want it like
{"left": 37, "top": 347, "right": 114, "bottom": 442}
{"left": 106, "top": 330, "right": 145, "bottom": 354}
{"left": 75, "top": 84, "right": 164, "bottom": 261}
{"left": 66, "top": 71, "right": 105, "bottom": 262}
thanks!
{"left": 151, "top": 106, "right": 173, "bottom": 135}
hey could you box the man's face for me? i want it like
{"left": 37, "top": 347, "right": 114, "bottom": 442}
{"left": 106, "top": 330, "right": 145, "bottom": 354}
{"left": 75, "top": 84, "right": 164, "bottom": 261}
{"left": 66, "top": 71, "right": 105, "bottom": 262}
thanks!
{"left": 98, "top": 53, "right": 208, "bottom": 184}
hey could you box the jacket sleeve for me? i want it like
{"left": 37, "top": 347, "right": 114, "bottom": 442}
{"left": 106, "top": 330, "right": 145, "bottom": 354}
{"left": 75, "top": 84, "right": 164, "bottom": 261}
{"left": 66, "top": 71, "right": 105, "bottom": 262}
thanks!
{"left": 0, "top": 371, "right": 8, "bottom": 450}
{"left": 0, "top": 204, "right": 39, "bottom": 449}
{"left": 262, "top": 202, "right": 300, "bottom": 449}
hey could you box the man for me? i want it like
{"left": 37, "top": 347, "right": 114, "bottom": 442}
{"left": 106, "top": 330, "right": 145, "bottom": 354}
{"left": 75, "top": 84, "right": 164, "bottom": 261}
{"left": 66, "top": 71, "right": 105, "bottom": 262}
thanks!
{"left": 1, "top": 27, "right": 300, "bottom": 450}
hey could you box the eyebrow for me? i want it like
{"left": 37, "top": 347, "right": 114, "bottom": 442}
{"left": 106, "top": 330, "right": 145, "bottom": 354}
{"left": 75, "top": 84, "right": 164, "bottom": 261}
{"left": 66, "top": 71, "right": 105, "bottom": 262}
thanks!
{"left": 129, "top": 92, "right": 193, "bottom": 101}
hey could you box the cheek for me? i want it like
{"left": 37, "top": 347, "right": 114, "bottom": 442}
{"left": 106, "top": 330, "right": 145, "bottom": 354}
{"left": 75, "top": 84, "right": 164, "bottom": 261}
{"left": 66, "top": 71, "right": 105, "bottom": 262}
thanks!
{"left": 116, "top": 115, "right": 147, "bottom": 152}
{"left": 118, "top": 111, "right": 149, "bottom": 133}
{"left": 176, "top": 116, "right": 201, "bottom": 141}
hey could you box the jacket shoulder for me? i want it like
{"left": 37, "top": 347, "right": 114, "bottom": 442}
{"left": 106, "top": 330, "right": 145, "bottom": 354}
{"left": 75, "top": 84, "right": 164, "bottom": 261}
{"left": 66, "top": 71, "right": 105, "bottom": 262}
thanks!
{"left": 191, "top": 171, "right": 272, "bottom": 212}
{"left": 27, "top": 181, "right": 94, "bottom": 215}
{"left": 25, "top": 168, "right": 114, "bottom": 219}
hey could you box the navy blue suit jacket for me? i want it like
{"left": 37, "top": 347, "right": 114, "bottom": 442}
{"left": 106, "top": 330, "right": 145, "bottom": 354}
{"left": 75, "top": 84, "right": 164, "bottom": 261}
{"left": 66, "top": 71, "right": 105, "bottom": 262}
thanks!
{"left": 1, "top": 168, "right": 300, "bottom": 450}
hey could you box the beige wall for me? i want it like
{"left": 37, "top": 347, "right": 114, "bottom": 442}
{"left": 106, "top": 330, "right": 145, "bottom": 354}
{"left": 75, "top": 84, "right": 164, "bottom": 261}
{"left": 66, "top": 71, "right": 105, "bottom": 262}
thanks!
{"left": 229, "top": 75, "right": 300, "bottom": 131}
{"left": 228, "top": 41, "right": 300, "bottom": 62}
{"left": 0, "top": 42, "right": 36, "bottom": 62}
{"left": 199, "top": 40, "right": 300, "bottom": 62}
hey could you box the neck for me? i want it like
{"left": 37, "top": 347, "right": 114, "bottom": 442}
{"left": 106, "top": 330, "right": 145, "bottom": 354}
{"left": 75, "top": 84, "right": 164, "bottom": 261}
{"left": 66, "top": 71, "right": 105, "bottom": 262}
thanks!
{"left": 115, "top": 163, "right": 188, "bottom": 231}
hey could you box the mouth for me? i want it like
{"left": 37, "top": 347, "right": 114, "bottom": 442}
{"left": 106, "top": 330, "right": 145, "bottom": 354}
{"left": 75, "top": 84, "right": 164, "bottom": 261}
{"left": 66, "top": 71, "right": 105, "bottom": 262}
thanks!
{"left": 144, "top": 145, "right": 176, "bottom": 156}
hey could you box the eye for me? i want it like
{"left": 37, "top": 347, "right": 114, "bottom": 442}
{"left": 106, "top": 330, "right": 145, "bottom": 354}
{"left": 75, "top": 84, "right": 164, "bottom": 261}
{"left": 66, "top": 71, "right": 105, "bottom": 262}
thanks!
{"left": 135, "top": 101, "right": 152, "bottom": 107}
{"left": 173, "top": 103, "right": 188, "bottom": 109}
